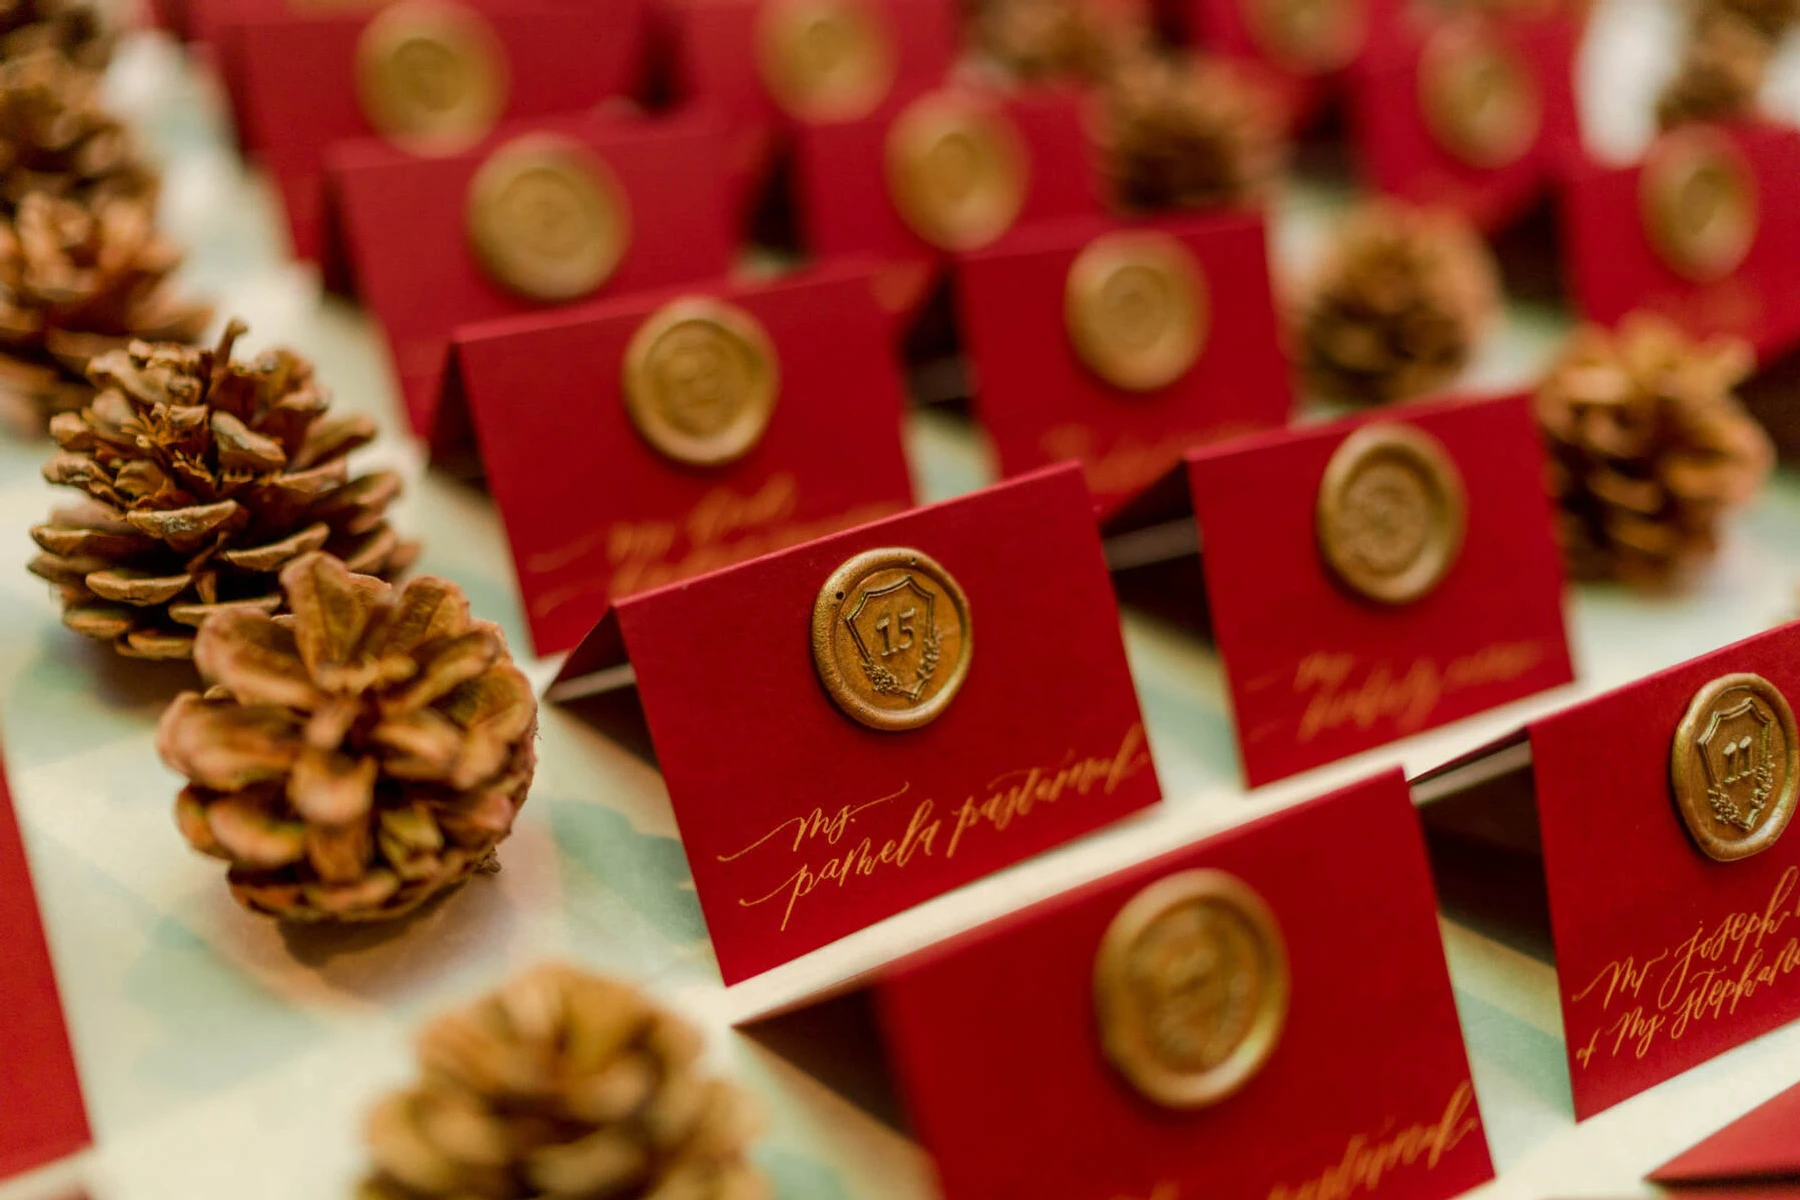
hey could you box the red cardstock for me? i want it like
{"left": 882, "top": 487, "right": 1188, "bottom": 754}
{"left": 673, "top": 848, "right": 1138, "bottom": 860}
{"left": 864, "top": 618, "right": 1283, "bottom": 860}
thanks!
{"left": 666, "top": 0, "right": 959, "bottom": 219}
{"left": 454, "top": 264, "right": 915, "bottom": 655}
{"left": 1108, "top": 394, "right": 1573, "bottom": 787}
{"left": 956, "top": 210, "right": 1291, "bottom": 511}
{"left": 329, "top": 113, "right": 735, "bottom": 438}
{"left": 1652, "top": 1081, "right": 1800, "bottom": 1185}
{"left": 0, "top": 754, "right": 90, "bottom": 1181}
{"left": 1525, "top": 622, "right": 1800, "bottom": 1118}
{"left": 1350, "top": 13, "right": 1579, "bottom": 232}
{"left": 231, "top": 0, "right": 649, "bottom": 261}
{"left": 873, "top": 768, "right": 1492, "bottom": 1200}
{"left": 790, "top": 86, "right": 1103, "bottom": 318}
{"left": 552, "top": 465, "right": 1160, "bottom": 983}
{"left": 1560, "top": 123, "right": 1800, "bottom": 359}
{"left": 1175, "top": 0, "right": 1401, "bottom": 127}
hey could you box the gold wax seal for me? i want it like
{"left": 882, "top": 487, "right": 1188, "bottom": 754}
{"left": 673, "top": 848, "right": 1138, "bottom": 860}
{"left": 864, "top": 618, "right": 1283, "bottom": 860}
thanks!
{"left": 1317, "top": 423, "right": 1466, "bottom": 606}
{"left": 356, "top": 0, "right": 507, "bottom": 155}
{"left": 812, "top": 547, "right": 972, "bottom": 731}
{"left": 1065, "top": 232, "right": 1208, "bottom": 393}
{"left": 755, "top": 0, "right": 896, "bottom": 122}
{"left": 885, "top": 92, "right": 1029, "bottom": 252}
{"left": 1641, "top": 127, "right": 1759, "bottom": 284}
{"left": 1095, "top": 870, "right": 1289, "bottom": 1109}
{"left": 622, "top": 297, "right": 779, "bottom": 467}
{"left": 1671, "top": 673, "right": 1799, "bottom": 862}
{"left": 1418, "top": 25, "right": 1542, "bottom": 170}
{"left": 466, "top": 133, "right": 630, "bottom": 303}
{"left": 1241, "top": 0, "right": 1367, "bottom": 75}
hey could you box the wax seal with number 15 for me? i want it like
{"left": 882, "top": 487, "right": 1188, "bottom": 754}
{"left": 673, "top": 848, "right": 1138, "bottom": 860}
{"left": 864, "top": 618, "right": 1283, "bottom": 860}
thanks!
{"left": 1317, "top": 423, "right": 1467, "bottom": 605}
{"left": 1094, "top": 869, "right": 1290, "bottom": 1109}
{"left": 885, "top": 92, "right": 1029, "bottom": 252}
{"left": 1640, "top": 126, "right": 1759, "bottom": 284}
{"left": 1418, "top": 24, "right": 1542, "bottom": 170}
{"left": 622, "top": 297, "right": 780, "bottom": 468}
{"left": 812, "top": 547, "right": 972, "bottom": 731}
{"left": 356, "top": 0, "right": 507, "bottom": 155}
{"left": 756, "top": 0, "right": 897, "bottom": 121}
{"left": 466, "top": 133, "right": 630, "bottom": 303}
{"left": 1671, "top": 673, "right": 1799, "bottom": 862}
{"left": 1065, "top": 231, "right": 1208, "bottom": 393}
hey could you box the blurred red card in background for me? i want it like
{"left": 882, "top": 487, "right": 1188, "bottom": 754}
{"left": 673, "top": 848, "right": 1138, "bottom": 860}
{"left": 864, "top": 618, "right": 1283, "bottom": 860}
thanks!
{"left": 1170, "top": 0, "right": 1401, "bottom": 129}
{"left": 1652, "top": 1081, "right": 1800, "bottom": 1187}
{"left": 956, "top": 209, "right": 1290, "bottom": 512}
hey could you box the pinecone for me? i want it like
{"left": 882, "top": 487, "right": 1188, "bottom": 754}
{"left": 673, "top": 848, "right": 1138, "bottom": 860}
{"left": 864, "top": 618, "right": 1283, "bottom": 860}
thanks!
{"left": 29, "top": 321, "right": 417, "bottom": 660}
{"left": 1094, "top": 49, "right": 1287, "bottom": 212}
{"left": 0, "top": 191, "right": 211, "bottom": 434}
{"left": 1658, "top": 12, "right": 1771, "bottom": 130}
{"left": 1297, "top": 203, "right": 1500, "bottom": 405}
{"left": 0, "top": 50, "right": 156, "bottom": 215}
{"left": 1535, "top": 314, "right": 1772, "bottom": 587}
{"left": 360, "top": 963, "right": 769, "bottom": 1200}
{"left": 971, "top": 0, "right": 1138, "bottom": 82}
{"left": 1694, "top": 0, "right": 1798, "bottom": 43}
{"left": 0, "top": 0, "right": 113, "bottom": 72}
{"left": 157, "top": 552, "right": 537, "bottom": 922}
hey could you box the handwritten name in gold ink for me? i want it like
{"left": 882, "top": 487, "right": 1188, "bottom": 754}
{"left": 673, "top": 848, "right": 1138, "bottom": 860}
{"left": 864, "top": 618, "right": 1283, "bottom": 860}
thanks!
{"left": 1572, "top": 867, "right": 1800, "bottom": 1068}
{"left": 721, "top": 724, "right": 1152, "bottom": 932}
{"left": 1284, "top": 642, "right": 1549, "bottom": 744}
{"left": 1264, "top": 1081, "right": 1480, "bottom": 1200}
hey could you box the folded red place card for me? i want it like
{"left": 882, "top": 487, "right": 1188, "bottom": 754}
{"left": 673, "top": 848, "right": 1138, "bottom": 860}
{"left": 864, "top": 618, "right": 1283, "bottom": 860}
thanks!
{"left": 452, "top": 263, "right": 916, "bottom": 655}
{"left": 1561, "top": 122, "right": 1800, "bottom": 358}
{"left": 1174, "top": 0, "right": 1400, "bottom": 127}
{"left": 791, "top": 84, "right": 1103, "bottom": 316}
{"left": 1415, "top": 620, "right": 1800, "bottom": 1119}
{"left": 1350, "top": 11, "right": 1579, "bottom": 232}
{"left": 550, "top": 465, "right": 1160, "bottom": 983}
{"left": 330, "top": 112, "right": 735, "bottom": 438}
{"left": 1104, "top": 393, "right": 1573, "bottom": 787}
{"left": 667, "top": 0, "right": 959, "bottom": 215}
{"left": 232, "top": 0, "right": 649, "bottom": 261}
{"left": 748, "top": 768, "right": 1492, "bottom": 1200}
{"left": 0, "top": 754, "right": 89, "bottom": 1181}
{"left": 1652, "top": 1081, "right": 1800, "bottom": 1186}
{"left": 956, "top": 209, "right": 1291, "bottom": 511}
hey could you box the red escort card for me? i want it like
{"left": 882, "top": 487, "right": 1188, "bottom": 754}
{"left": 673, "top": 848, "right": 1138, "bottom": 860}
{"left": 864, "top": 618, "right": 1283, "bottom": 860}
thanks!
{"left": 0, "top": 753, "right": 90, "bottom": 1181}
{"left": 1105, "top": 393, "right": 1573, "bottom": 787}
{"left": 453, "top": 264, "right": 915, "bottom": 655}
{"left": 791, "top": 84, "right": 1103, "bottom": 317}
{"left": 666, "top": 0, "right": 959, "bottom": 219}
{"left": 329, "top": 113, "right": 735, "bottom": 438}
{"left": 1416, "top": 621, "right": 1800, "bottom": 1119}
{"left": 550, "top": 465, "right": 1161, "bottom": 983}
{"left": 956, "top": 209, "right": 1290, "bottom": 511}
{"left": 1560, "top": 122, "right": 1800, "bottom": 359}
{"left": 1652, "top": 1081, "right": 1800, "bottom": 1186}
{"left": 838, "top": 769, "right": 1492, "bottom": 1200}
{"left": 1174, "top": 0, "right": 1400, "bottom": 128}
{"left": 230, "top": 0, "right": 649, "bottom": 261}
{"left": 1350, "top": 12, "right": 1579, "bottom": 232}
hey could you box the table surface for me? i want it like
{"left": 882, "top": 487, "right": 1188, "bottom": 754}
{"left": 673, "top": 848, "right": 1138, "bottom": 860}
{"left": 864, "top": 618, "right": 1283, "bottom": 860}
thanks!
{"left": 7, "top": 2, "right": 1800, "bottom": 1196}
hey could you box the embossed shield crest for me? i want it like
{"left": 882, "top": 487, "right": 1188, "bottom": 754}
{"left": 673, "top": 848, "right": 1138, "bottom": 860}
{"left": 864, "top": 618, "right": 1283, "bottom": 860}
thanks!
{"left": 1700, "top": 697, "right": 1775, "bottom": 832}
{"left": 844, "top": 573, "right": 940, "bottom": 702}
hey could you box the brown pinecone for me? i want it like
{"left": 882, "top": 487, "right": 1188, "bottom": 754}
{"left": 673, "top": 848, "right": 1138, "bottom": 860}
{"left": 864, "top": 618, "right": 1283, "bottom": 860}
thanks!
{"left": 1297, "top": 203, "right": 1500, "bottom": 405}
{"left": 0, "top": 191, "right": 212, "bottom": 434}
{"left": 1658, "top": 12, "right": 1771, "bottom": 129}
{"left": 157, "top": 552, "right": 536, "bottom": 922}
{"left": 360, "top": 963, "right": 768, "bottom": 1200}
{"left": 1694, "top": 0, "right": 1798, "bottom": 42}
{"left": 1535, "top": 314, "right": 1772, "bottom": 587}
{"left": 971, "top": 0, "right": 1138, "bottom": 82}
{"left": 0, "top": 50, "right": 156, "bottom": 215}
{"left": 0, "top": 0, "right": 112, "bottom": 72}
{"left": 29, "top": 321, "right": 417, "bottom": 660}
{"left": 1094, "top": 48, "right": 1287, "bottom": 212}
